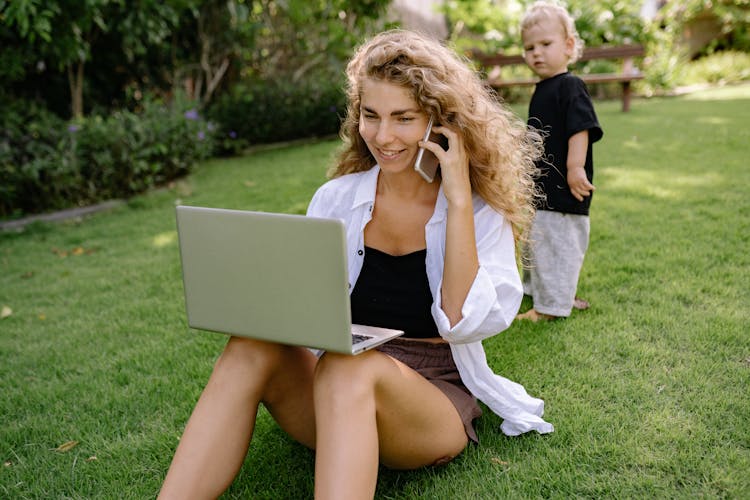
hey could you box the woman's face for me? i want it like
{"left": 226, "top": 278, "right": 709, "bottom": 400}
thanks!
{"left": 358, "top": 78, "right": 430, "bottom": 175}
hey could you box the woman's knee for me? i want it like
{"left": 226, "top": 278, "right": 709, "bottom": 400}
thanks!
{"left": 214, "top": 337, "right": 289, "bottom": 380}
{"left": 313, "top": 351, "right": 382, "bottom": 399}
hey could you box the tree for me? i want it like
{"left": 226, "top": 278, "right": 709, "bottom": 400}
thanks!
{"left": 653, "top": 0, "right": 750, "bottom": 54}
{"left": 1, "top": 0, "right": 181, "bottom": 118}
{"left": 1, "top": 0, "right": 392, "bottom": 118}
{"left": 242, "top": 0, "right": 392, "bottom": 82}
{"left": 171, "top": 0, "right": 258, "bottom": 106}
{"left": 3, "top": 0, "right": 111, "bottom": 118}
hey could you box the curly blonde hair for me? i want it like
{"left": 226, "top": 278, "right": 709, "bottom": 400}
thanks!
{"left": 330, "top": 29, "right": 542, "bottom": 242}
{"left": 521, "top": 1, "right": 584, "bottom": 63}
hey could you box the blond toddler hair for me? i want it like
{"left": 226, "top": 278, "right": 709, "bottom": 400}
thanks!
{"left": 521, "top": 1, "right": 584, "bottom": 63}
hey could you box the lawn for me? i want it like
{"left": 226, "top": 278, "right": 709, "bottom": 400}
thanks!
{"left": 1, "top": 84, "right": 749, "bottom": 499}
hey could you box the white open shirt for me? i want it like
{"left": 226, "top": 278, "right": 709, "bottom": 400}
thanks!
{"left": 307, "top": 166, "right": 553, "bottom": 436}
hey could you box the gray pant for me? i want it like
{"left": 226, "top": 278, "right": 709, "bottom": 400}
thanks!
{"left": 521, "top": 210, "right": 590, "bottom": 317}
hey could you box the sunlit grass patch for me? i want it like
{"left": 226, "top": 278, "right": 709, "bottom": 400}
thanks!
{"left": 2, "top": 86, "right": 749, "bottom": 498}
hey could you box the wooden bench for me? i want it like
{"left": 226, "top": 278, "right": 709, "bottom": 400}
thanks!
{"left": 472, "top": 44, "right": 645, "bottom": 112}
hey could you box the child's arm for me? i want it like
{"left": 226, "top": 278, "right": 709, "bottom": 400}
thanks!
{"left": 567, "top": 130, "right": 595, "bottom": 201}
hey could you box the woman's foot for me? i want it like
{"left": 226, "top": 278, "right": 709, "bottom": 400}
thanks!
{"left": 516, "top": 309, "right": 558, "bottom": 322}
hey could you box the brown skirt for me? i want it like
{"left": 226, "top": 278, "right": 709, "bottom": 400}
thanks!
{"left": 375, "top": 337, "right": 482, "bottom": 443}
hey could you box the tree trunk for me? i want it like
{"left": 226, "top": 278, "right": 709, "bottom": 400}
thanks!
{"left": 67, "top": 61, "right": 85, "bottom": 119}
{"left": 196, "top": 10, "right": 231, "bottom": 106}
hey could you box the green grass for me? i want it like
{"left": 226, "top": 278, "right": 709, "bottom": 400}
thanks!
{"left": 2, "top": 85, "right": 749, "bottom": 498}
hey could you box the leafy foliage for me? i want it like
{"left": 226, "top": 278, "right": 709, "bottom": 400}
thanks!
{"left": 655, "top": 0, "right": 750, "bottom": 54}
{"left": 638, "top": 0, "right": 750, "bottom": 93}
{"left": 682, "top": 50, "right": 750, "bottom": 84}
{"left": 240, "top": 0, "right": 392, "bottom": 81}
{"left": 0, "top": 93, "right": 214, "bottom": 217}
{"left": 3, "top": 0, "right": 746, "bottom": 219}
{"left": 0, "top": 0, "right": 391, "bottom": 216}
{"left": 444, "top": 0, "right": 749, "bottom": 93}
{"left": 0, "top": 0, "right": 390, "bottom": 118}
{"left": 443, "top": 0, "right": 649, "bottom": 54}
{"left": 207, "top": 77, "right": 345, "bottom": 156}
{"left": 0, "top": 95, "right": 70, "bottom": 217}
{"left": 204, "top": 0, "right": 390, "bottom": 155}
{"left": 2, "top": 0, "right": 138, "bottom": 117}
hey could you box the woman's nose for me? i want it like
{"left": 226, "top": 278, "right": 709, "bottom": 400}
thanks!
{"left": 375, "top": 121, "right": 393, "bottom": 144}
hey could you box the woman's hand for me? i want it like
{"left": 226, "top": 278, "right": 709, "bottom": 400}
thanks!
{"left": 419, "top": 125, "right": 471, "bottom": 207}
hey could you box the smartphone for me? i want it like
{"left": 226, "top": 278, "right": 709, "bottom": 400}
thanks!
{"left": 413, "top": 116, "right": 444, "bottom": 183}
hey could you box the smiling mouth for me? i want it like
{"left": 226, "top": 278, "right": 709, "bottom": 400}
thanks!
{"left": 377, "top": 148, "right": 405, "bottom": 160}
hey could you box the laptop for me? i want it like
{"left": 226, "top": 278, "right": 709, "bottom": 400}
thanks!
{"left": 175, "top": 205, "right": 403, "bottom": 354}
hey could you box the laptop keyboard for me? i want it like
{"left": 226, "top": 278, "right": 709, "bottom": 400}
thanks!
{"left": 352, "top": 333, "right": 373, "bottom": 344}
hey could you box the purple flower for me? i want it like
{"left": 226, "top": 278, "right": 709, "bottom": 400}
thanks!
{"left": 184, "top": 109, "right": 199, "bottom": 120}
{"left": 197, "top": 131, "right": 205, "bottom": 140}
{"left": 67, "top": 124, "right": 79, "bottom": 133}
{"left": 229, "top": 130, "right": 237, "bottom": 139}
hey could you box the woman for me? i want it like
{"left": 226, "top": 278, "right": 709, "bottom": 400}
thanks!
{"left": 159, "top": 29, "right": 553, "bottom": 500}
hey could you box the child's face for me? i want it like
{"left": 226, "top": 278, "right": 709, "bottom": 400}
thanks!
{"left": 522, "top": 17, "right": 574, "bottom": 80}
{"left": 358, "top": 78, "right": 430, "bottom": 176}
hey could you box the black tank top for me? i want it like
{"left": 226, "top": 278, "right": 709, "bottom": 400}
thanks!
{"left": 350, "top": 246, "right": 439, "bottom": 339}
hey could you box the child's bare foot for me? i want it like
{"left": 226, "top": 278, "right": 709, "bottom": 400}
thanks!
{"left": 573, "top": 297, "right": 590, "bottom": 310}
{"left": 516, "top": 309, "right": 558, "bottom": 322}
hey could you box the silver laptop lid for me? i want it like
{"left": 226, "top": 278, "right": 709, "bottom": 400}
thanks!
{"left": 175, "top": 205, "right": 355, "bottom": 353}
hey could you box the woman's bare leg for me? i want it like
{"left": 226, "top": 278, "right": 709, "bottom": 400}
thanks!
{"left": 312, "top": 350, "right": 468, "bottom": 500}
{"left": 158, "top": 337, "right": 318, "bottom": 500}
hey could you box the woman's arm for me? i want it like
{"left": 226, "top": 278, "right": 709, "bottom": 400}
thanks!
{"left": 442, "top": 198, "right": 479, "bottom": 327}
{"left": 424, "top": 125, "right": 479, "bottom": 327}
{"left": 431, "top": 205, "right": 522, "bottom": 344}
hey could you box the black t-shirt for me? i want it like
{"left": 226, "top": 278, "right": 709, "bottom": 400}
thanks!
{"left": 528, "top": 72, "right": 603, "bottom": 215}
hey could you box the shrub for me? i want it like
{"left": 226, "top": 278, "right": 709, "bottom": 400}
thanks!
{"left": 207, "top": 74, "right": 345, "bottom": 155}
{"left": 682, "top": 50, "right": 750, "bottom": 85}
{"left": 0, "top": 94, "right": 215, "bottom": 218}
{"left": 0, "top": 98, "right": 73, "bottom": 218}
